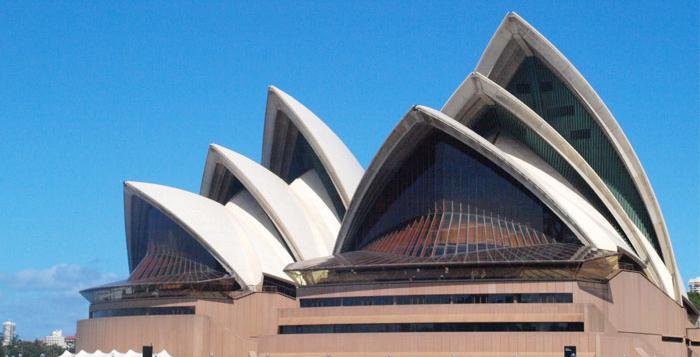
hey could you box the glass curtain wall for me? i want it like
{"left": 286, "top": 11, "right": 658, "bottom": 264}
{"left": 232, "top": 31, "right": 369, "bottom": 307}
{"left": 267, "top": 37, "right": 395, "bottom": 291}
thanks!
{"left": 273, "top": 112, "right": 346, "bottom": 218}
{"left": 471, "top": 106, "right": 632, "bottom": 249}
{"left": 504, "top": 56, "right": 660, "bottom": 257}
{"left": 348, "top": 131, "right": 578, "bottom": 257}
{"left": 128, "top": 197, "right": 228, "bottom": 283}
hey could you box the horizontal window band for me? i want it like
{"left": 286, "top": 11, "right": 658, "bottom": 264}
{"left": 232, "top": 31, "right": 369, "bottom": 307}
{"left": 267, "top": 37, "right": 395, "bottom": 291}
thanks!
{"left": 279, "top": 322, "right": 584, "bottom": 334}
{"left": 661, "top": 336, "right": 685, "bottom": 343}
{"left": 300, "top": 293, "right": 572, "bottom": 308}
{"left": 90, "top": 306, "right": 195, "bottom": 318}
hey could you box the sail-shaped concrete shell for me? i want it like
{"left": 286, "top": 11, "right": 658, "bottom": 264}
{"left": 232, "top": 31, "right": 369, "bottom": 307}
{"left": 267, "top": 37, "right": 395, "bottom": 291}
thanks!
{"left": 442, "top": 72, "right": 673, "bottom": 296}
{"left": 472, "top": 12, "right": 680, "bottom": 299}
{"left": 221, "top": 190, "right": 294, "bottom": 282}
{"left": 201, "top": 144, "right": 333, "bottom": 259}
{"left": 124, "top": 181, "right": 263, "bottom": 289}
{"left": 336, "top": 105, "right": 621, "bottom": 255}
{"left": 78, "top": 14, "right": 697, "bottom": 357}
{"left": 262, "top": 86, "right": 364, "bottom": 209}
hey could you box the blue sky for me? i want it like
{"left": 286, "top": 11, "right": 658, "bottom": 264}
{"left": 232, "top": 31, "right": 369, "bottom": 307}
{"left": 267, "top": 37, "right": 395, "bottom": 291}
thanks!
{"left": 0, "top": 1, "right": 697, "bottom": 339}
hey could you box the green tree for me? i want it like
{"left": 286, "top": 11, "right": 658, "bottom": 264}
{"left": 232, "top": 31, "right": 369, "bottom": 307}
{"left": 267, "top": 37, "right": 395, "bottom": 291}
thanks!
{"left": 0, "top": 338, "right": 66, "bottom": 357}
{"left": 689, "top": 291, "right": 700, "bottom": 311}
{"left": 42, "top": 344, "right": 66, "bottom": 357}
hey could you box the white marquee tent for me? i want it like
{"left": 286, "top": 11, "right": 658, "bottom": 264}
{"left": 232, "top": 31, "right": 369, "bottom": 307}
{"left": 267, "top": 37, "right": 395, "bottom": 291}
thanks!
{"left": 58, "top": 350, "right": 173, "bottom": 357}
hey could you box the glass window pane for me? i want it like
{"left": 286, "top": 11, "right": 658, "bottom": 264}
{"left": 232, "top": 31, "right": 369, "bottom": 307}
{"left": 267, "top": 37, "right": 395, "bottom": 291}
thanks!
{"left": 350, "top": 131, "right": 578, "bottom": 258}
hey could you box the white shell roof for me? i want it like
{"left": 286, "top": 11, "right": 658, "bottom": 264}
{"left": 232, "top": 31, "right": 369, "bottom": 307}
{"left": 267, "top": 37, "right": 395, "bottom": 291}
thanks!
{"left": 473, "top": 12, "right": 681, "bottom": 300}
{"left": 495, "top": 135, "right": 632, "bottom": 253}
{"left": 288, "top": 169, "right": 343, "bottom": 242}
{"left": 108, "top": 12, "right": 681, "bottom": 302}
{"left": 124, "top": 181, "right": 263, "bottom": 288}
{"left": 441, "top": 72, "right": 674, "bottom": 297}
{"left": 201, "top": 144, "right": 333, "bottom": 259}
{"left": 336, "top": 105, "right": 614, "bottom": 254}
{"left": 224, "top": 190, "right": 294, "bottom": 282}
{"left": 262, "top": 86, "right": 364, "bottom": 207}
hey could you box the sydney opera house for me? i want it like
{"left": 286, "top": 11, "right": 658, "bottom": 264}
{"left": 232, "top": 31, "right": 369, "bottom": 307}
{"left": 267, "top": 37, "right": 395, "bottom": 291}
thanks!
{"left": 77, "top": 13, "right": 700, "bottom": 357}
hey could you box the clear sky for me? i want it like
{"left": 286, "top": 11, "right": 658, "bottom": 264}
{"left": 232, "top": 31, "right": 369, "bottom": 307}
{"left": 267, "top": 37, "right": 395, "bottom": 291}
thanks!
{"left": 0, "top": 1, "right": 697, "bottom": 339}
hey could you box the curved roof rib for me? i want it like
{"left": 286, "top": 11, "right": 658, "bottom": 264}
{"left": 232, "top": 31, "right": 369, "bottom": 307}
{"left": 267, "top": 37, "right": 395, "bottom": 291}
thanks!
{"left": 201, "top": 144, "right": 333, "bottom": 260}
{"left": 262, "top": 86, "right": 364, "bottom": 209}
{"left": 223, "top": 189, "right": 294, "bottom": 282}
{"left": 473, "top": 12, "right": 680, "bottom": 299}
{"left": 336, "top": 105, "right": 617, "bottom": 255}
{"left": 123, "top": 181, "right": 263, "bottom": 289}
{"left": 442, "top": 72, "right": 674, "bottom": 297}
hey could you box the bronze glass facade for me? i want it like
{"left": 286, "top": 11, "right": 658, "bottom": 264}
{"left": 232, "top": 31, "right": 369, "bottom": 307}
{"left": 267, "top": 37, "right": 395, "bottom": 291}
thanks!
{"left": 347, "top": 131, "right": 578, "bottom": 256}
{"left": 128, "top": 196, "right": 227, "bottom": 281}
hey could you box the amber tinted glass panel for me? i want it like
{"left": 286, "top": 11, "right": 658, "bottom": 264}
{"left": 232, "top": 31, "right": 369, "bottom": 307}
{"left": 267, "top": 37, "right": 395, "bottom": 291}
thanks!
{"left": 348, "top": 131, "right": 577, "bottom": 255}
{"left": 80, "top": 277, "right": 241, "bottom": 303}
{"left": 128, "top": 197, "right": 227, "bottom": 283}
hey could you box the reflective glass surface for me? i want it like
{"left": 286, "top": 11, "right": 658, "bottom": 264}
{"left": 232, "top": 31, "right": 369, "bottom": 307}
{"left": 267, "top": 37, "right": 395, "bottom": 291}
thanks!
{"left": 347, "top": 131, "right": 577, "bottom": 256}
{"left": 300, "top": 293, "right": 571, "bottom": 308}
{"left": 285, "top": 244, "right": 623, "bottom": 286}
{"left": 128, "top": 197, "right": 227, "bottom": 283}
{"left": 261, "top": 276, "right": 297, "bottom": 298}
{"left": 279, "top": 322, "right": 584, "bottom": 334}
{"left": 80, "top": 277, "right": 241, "bottom": 304}
{"left": 661, "top": 336, "right": 685, "bottom": 343}
{"left": 505, "top": 56, "right": 661, "bottom": 257}
{"left": 471, "top": 106, "right": 632, "bottom": 249}
{"left": 272, "top": 111, "right": 346, "bottom": 218}
{"left": 90, "top": 306, "right": 195, "bottom": 319}
{"left": 207, "top": 163, "right": 245, "bottom": 204}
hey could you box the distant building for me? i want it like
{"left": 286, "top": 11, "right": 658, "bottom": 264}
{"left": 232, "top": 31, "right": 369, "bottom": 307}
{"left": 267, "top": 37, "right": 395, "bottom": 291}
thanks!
{"left": 64, "top": 335, "right": 76, "bottom": 351}
{"left": 690, "top": 277, "right": 700, "bottom": 294}
{"left": 44, "top": 330, "right": 67, "bottom": 348}
{"left": 2, "top": 321, "right": 15, "bottom": 346}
